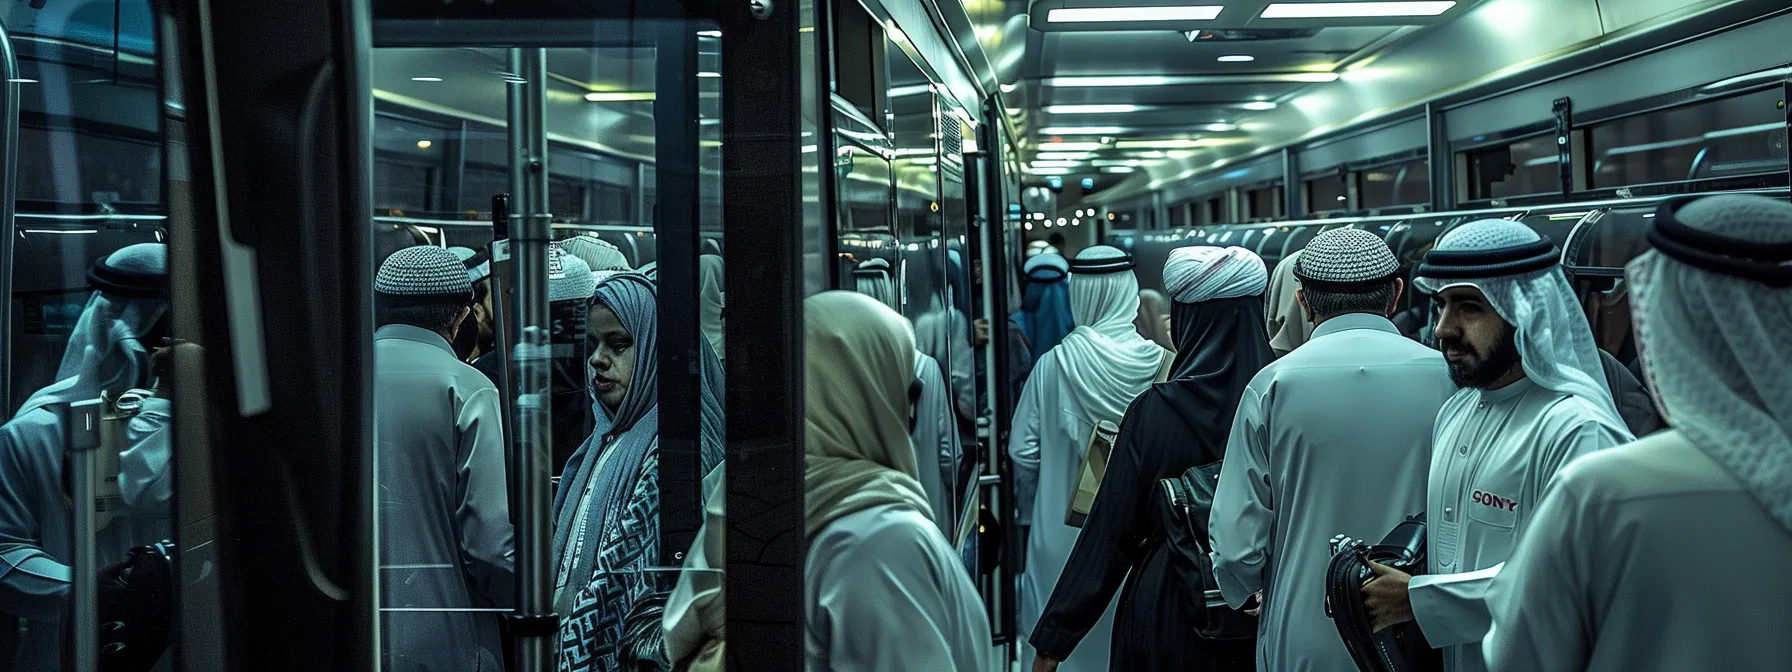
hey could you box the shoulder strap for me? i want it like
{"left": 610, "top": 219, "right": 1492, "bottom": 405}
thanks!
{"left": 1153, "top": 349, "right": 1175, "bottom": 384}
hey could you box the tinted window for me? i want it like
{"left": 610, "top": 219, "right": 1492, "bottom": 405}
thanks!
{"left": 1305, "top": 174, "right": 1347, "bottom": 213}
{"left": 1590, "top": 88, "right": 1788, "bottom": 188}
{"left": 1464, "top": 134, "right": 1559, "bottom": 201}
{"left": 1360, "top": 158, "right": 1429, "bottom": 209}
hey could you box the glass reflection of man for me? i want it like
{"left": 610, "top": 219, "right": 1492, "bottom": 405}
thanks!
{"left": 0, "top": 243, "right": 172, "bottom": 672}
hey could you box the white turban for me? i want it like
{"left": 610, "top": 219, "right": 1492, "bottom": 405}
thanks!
{"left": 1163, "top": 246, "right": 1268, "bottom": 304}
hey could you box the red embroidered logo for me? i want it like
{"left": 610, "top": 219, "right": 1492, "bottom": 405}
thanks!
{"left": 1472, "top": 490, "right": 1518, "bottom": 513}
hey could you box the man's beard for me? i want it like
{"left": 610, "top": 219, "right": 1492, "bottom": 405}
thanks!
{"left": 1441, "top": 322, "right": 1521, "bottom": 389}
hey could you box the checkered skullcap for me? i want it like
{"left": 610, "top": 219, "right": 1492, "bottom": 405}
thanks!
{"left": 376, "top": 245, "right": 473, "bottom": 298}
{"left": 1296, "top": 228, "right": 1399, "bottom": 285}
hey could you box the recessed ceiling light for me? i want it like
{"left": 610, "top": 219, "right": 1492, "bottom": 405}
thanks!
{"left": 1218, "top": 54, "right": 1255, "bottom": 63}
{"left": 697, "top": 30, "right": 722, "bottom": 37}
{"left": 1039, "top": 126, "right": 1128, "bottom": 135}
{"left": 1046, "top": 72, "right": 1337, "bottom": 86}
{"left": 1202, "top": 123, "right": 1238, "bottom": 132}
{"left": 1043, "top": 104, "right": 1142, "bottom": 114}
{"left": 411, "top": 76, "right": 443, "bottom": 82}
{"left": 416, "top": 140, "right": 433, "bottom": 149}
{"left": 1047, "top": 5, "right": 1223, "bottom": 23}
{"left": 585, "top": 91, "right": 656, "bottom": 102}
{"left": 1242, "top": 101, "right": 1278, "bottom": 110}
{"left": 1260, "top": 1, "right": 1455, "bottom": 19}
{"left": 697, "top": 72, "right": 722, "bottom": 78}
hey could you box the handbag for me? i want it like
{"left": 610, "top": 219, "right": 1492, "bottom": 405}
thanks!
{"left": 1157, "top": 462, "right": 1257, "bottom": 640}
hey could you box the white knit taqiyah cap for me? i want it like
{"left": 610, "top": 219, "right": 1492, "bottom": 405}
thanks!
{"left": 376, "top": 245, "right": 474, "bottom": 298}
{"left": 559, "top": 235, "right": 633, "bottom": 272}
{"left": 1296, "top": 228, "right": 1399, "bottom": 286}
{"left": 1164, "top": 245, "right": 1267, "bottom": 304}
{"left": 549, "top": 247, "right": 596, "bottom": 303}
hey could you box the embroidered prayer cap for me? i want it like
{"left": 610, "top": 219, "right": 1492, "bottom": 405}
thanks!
{"left": 549, "top": 247, "right": 597, "bottom": 303}
{"left": 376, "top": 245, "right": 474, "bottom": 299}
{"left": 559, "top": 235, "right": 633, "bottom": 273}
{"left": 1295, "top": 228, "right": 1399, "bottom": 290}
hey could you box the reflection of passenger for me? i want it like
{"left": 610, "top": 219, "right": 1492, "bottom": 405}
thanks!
{"left": 0, "top": 243, "right": 171, "bottom": 672}
{"left": 1484, "top": 194, "right": 1792, "bottom": 671}
{"left": 664, "top": 291, "right": 992, "bottom": 671}
{"left": 1359, "top": 221, "right": 1632, "bottom": 672}
{"left": 371, "top": 246, "right": 514, "bottom": 672}
{"left": 554, "top": 273, "right": 725, "bottom": 672}
{"left": 560, "top": 235, "right": 634, "bottom": 273}
{"left": 1133, "top": 288, "right": 1174, "bottom": 351}
{"left": 698, "top": 255, "right": 725, "bottom": 362}
{"left": 1264, "top": 249, "right": 1316, "bottom": 356}
{"left": 1013, "top": 253, "right": 1074, "bottom": 357}
{"left": 1010, "top": 246, "right": 1170, "bottom": 672}
{"left": 1033, "top": 246, "right": 1270, "bottom": 671}
{"left": 853, "top": 258, "right": 961, "bottom": 536}
{"left": 1209, "top": 230, "right": 1452, "bottom": 672}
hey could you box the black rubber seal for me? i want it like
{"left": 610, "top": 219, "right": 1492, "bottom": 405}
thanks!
{"left": 504, "top": 612, "right": 560, "bottom": 638}
{"left": 1417, "top": 237, "right": 1559, "bottom": 280}
{"left": 87, "top": 260, "right": 168, "bottom": 298}
{"left": 1068, "top": 255, "right": 1134, "bottom": 275}
{"left": 1647, "top": 197, "right": 1792, "bottom": 287}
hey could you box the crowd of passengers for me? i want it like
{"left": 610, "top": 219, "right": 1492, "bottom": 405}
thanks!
{"left": 1, "top": 192, "right": 1789, "bottom": 672}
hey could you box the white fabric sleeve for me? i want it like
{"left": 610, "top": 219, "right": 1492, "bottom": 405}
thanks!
{"left": 1208, "top": 384, "right": 1274, "bottom": 607}
{"left": 456, "top": 385, "right": 516, "bottom": 608}
{"left": 1483, "top": 475, "right": 1594, "bottom": 672}
{"left": 1008, "top": 363, "right": 1046, "bottom": 526}
{"left": 0, "top": 419, "right": 71, "bottom": 618}
{"left": 1410, "top": 563, "right": 1504, "bottom": 647}
{"left": 1534, "top": 420, "right": 1626, "bottom": 499}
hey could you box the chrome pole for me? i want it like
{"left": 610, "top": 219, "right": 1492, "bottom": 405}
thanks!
{"left": 0, "top": 19, "right": 21, "bottom": 420}
{"left": 66, "top": 398, "right": 103, "bottom": 672}
{"left": 506, "top": 47, "right": 555, "bottom": 672}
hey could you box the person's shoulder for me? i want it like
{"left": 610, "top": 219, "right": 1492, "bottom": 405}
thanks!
{"left": 814, "top": 504, "right": 950, "bottom": 569}
{"left": 1556, "top": 430, "right": 1735, "bottom": 504}
{"left": 1534, "top": 393, "right": 1628, "bottom": 439}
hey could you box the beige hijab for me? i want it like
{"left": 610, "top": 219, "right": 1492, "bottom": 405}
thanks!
{"left": 664, "top": 291, "right": 930, "bottom": 670}
{"left": 1265, "top": 249, "right": 1316, "bottom": 356}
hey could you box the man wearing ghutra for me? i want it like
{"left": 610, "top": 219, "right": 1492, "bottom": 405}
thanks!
{"left": 1482, "top": 194, "right": 1792, "bottom": 671}
{"left": 1030, "top": 245, "right": 1271, "bottom": 672}
{"left": 1360, "top": 220, "right": 1632, "bottom": 672}
{"left": 1010, "top": 245, "right": 1170, "bottom": 672}
{"left": 1209, "top": 229, "right": 1455, "bottom": 672}
{"left": 372, "top": 245, "right": 514, "bottom": 672}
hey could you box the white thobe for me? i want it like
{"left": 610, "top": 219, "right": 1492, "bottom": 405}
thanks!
{"left": 1483, "top": 430, "right": 1792, "bottom": 671}
{"left": 914, "top": 353, "right": 963, "bottom": 538}
{"left": 1413, "top": 377, "right": 1628, "bottom": 672}
{"left": 806, "top": 503, "right": 991, "bottom": 672}
{"left": 1009, "top": 350, "right": 1132, "bottom": 672}
{"left": 374, "top": 324, "right": 515, "bottom": 672}
{"left": 1209, "top": 313, "right": 1455, "bottom": 672}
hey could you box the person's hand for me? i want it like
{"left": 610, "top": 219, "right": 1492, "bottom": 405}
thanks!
{"left": 1243, "top": 590, "right": 1264, "bottom": 617}
{"left": 973, "top": 318, "right": 991, "bottom": 347}
{"left": 1362, "top": 561, "right": 1415, "bottom": 632}
{"left": 1031, "top": 653, "right": 1061, "bottom": 672}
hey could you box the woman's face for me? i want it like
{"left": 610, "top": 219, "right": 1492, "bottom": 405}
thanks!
{"left": 587, "top": 303, "right": 636, "bottom": 410}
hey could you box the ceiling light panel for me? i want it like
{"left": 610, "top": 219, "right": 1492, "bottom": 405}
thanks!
{"left": 1217, "top": 54, "right": 1255, "bottom": 62}
{"left": 1046, "top": 72, "right": 1337, "bottom": 86}
{"left": 1044, "top": 104, "right": 1143, "bottom": 114}
{"left": 1037, "top": 142, "right": 1105, "bottom": 152}
{"left": 1046, "top": 5, "right": 1224, "bottom": 23}
{"left": 1035, "top": 152, "right": 1096, "bottom": 160}
{"left": 1114, "top": 139, "right": 1218, "bottom": 149}
{"left": 1259, "top": 1, "right": 1455, "bottom": 19}
{"left": 1241, "top": 101, "right": 1278, "bottom": 110}
{"left": 1039, "top": 126, "right": 1128, "bottom": 135}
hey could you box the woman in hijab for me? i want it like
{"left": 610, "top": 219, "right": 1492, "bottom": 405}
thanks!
{"left": 663, "top": 291, "right": 991, "bottom": 672}
{"left": 1264, "top": 249, "right": 1315, "bottom": 356}
{"left": 1013, "top": 253, "right": 1075, "bottom": 357}
{"left": 553, "top": 272, "right": 725, "bottom": 672}
{"left": 1028, "top": 246, "right": 1269, "bottom": 671}
{"left": 1134, "top": 288, "right": 1175, "bottom": 351}
{"left": 1010, "top": 246, "right": 1171, "bottom": 672}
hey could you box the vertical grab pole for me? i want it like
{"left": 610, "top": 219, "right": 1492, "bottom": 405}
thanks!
{"left": 506, "top": 47, "right": 555, "bottom": 672}
{"left": 0, "top": 20, "right": 20, "bottom": 420}
{"left": 66, "top": 398, "right": 103, "bottom": 672}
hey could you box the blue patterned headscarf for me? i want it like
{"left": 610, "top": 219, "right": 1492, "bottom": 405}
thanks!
{"left": 550, "top": 272, "right": 725, "bottom": 650}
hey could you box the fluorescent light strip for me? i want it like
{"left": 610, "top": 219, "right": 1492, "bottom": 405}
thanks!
{"left": 1241, "top": 101, "right": 1278, "bottom": 111}
{"left": 889, "top": 84, "right": 932, "bottom": 97}
{"left": 584, "top": 91, "right": 655, "bottom": 102}
{"left": 1259, "top": 1, "right": 1455, "bottom": 19}
{"left": 1037, "top": 142, "right": 1105, "bottom": 152}
{"left": 1027, "top": 167, "right": 1072, "bottom": 175}
{"left": 1039, "top": 126, "right": 1128, "bottom": 135}
{"left": 1217, "top": 54, "right": 1254, "bottom": 63}
{"left": 1046, "top": 72, "right": 1337, "bottom": 86}
{"left": 1102, "top": 166, "right": 1137, "bottom": 173}
{"left": 1035, "top": 152, "right": 1096, "bottom": 160}
{"left": 1114, "top": 139, "right": 1213, "bottom": 149}
{"left": 1031, "top": 160, "right": 1081, "bottom": 168}
{"left": 1043, "top": 104, "right": 1142, "bottom": 114}
{"left": 1047, "top": 5, "right": 1223, "bottom": 23}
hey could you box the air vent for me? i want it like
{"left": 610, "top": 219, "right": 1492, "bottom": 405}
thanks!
{"left": 1182, "top": 28, "right": 1322, "bottom": 42}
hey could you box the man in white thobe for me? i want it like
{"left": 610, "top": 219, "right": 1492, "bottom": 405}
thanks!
{"left": 1361, "top": 220, "right": 1632, "bottom": 672}
{"left": 1012, "top": 246, "right": 1168, "bottom": 672}
{"left": 1210, "top": 229, "right": 1455, "bottom": 672}
{"left": 373, "top": 246, "right": 515, "bottom": 672}
{"left": 1482, "top": 194, "right": 1792, "bottom": 671}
